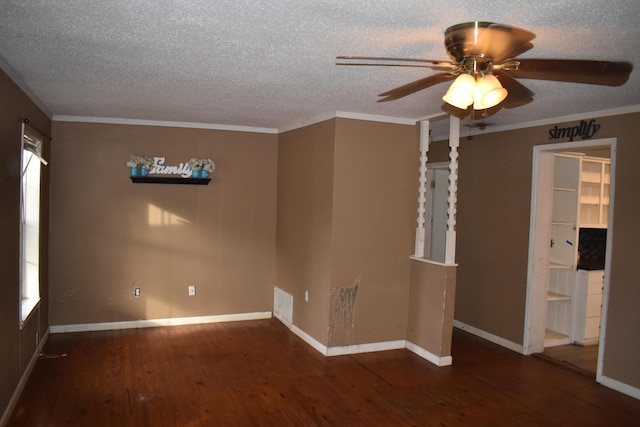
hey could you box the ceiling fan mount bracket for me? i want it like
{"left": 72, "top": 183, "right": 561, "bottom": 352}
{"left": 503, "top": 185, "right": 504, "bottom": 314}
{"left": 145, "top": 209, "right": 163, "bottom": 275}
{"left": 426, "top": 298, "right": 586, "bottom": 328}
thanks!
{"left": 459, "top": 57, "right": 494, "bottom": 78}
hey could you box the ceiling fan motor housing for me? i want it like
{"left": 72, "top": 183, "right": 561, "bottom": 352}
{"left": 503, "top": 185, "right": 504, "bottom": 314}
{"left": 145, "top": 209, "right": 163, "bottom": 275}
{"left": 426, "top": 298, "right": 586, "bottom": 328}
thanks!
{"left": 444, "top": 22, "right": 498, "bottom": 63}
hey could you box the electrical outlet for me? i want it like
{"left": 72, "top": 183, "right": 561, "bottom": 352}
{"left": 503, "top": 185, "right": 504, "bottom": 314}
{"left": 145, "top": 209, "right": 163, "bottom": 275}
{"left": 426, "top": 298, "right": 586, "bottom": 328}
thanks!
{"left": 304, "top": 289, "right": 309, "bottom": 302}
{"left": 134, "top": 287, "right": 141, "bottom": 297}
{"left": 188, "top": 285, "right": 196, "bottom": 296}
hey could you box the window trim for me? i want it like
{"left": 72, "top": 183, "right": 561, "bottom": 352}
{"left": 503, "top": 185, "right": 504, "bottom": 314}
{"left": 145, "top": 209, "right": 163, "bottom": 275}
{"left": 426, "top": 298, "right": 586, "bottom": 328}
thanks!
{"left": 19, "top": 122, "right": 45, "bottom": 327}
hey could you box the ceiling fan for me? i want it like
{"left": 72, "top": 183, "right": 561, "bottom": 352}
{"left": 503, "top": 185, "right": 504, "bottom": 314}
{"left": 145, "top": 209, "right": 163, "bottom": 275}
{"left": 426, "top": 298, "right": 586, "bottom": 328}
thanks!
{"left": 337, "top": 22, "right": 633, "bottom": 112}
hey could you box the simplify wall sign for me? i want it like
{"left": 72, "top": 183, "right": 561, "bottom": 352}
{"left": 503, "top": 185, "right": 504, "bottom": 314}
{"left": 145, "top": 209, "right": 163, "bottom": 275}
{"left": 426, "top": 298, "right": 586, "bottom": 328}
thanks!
{"left": 548, "top": 119, "right": 601, "bottom": 142}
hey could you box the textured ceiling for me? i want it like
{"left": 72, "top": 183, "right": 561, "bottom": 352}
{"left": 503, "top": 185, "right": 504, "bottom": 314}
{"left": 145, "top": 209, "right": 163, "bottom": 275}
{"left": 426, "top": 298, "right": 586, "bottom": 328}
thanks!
{"left": 1, "top": 0, "right": 639, "bottom": 139}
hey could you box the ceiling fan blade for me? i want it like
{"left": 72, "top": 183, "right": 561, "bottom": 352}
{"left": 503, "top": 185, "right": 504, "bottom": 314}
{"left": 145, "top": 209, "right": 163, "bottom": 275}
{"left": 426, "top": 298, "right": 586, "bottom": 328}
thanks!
{"left": 506, "top": 59, "right": 633, "bottom": 86}
{"left": 336, "top": 62, "right": 457, "bottom": 72}
{"left": 336, "top": 56, "right": 456, "bottom": 67}
{"left": 493, "top": 70, "right": 534, "bottom": 108}
{"left": 377, "top": 72, "right": 455, "bottom": 102}
{"left": 445, "top": 22, "right": 536, "bottom": 63}
{"left": 470, "top": 23, "right": 536, "bottom": 63}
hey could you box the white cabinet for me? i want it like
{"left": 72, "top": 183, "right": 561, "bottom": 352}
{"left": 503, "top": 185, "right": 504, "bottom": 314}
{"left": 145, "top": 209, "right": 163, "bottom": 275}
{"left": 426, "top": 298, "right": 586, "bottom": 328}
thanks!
{"left": 573, "top": 270, "right": 604, "bottom": 345}
{"left": 579, "top": 158, "right": 610, "bottom": 228}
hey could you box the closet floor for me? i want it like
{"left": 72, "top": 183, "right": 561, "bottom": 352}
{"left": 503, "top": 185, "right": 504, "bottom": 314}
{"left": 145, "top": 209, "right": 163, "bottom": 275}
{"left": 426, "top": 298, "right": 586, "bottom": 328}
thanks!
{"left": 540, "top": 343, "right": 599, "bottom": 375}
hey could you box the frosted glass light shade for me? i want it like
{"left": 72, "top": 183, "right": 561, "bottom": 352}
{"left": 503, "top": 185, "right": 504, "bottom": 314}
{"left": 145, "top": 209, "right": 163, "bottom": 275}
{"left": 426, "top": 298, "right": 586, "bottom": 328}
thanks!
{"left": 473, "top": 74, "right": 508, "bottom": 109}
{"left": 442, "top": 73, "right": 475, "bottom": 109}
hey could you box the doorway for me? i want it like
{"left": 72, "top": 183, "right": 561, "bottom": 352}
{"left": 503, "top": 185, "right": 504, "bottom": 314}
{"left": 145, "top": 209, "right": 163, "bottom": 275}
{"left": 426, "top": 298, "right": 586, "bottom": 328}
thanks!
{"left": 523, "top": 138, "right": 615, "bottom": 381}
{"left": 422, "top": 162, "right": 449, "bottom": 263}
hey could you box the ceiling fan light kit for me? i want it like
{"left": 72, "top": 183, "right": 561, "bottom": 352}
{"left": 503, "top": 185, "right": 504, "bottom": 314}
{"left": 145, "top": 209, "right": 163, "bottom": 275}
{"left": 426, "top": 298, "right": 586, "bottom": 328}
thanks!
{"left": 337, "top": 21, "right": 632, "bottom": 116}
{"left": 473, "top": 74, "right": 508, "bottom": 109}
{"left": 442, "top": 72, "right": 508, "bottom": 110}
{"left": 442, "top": 73, "right": 475, "bottom": 109}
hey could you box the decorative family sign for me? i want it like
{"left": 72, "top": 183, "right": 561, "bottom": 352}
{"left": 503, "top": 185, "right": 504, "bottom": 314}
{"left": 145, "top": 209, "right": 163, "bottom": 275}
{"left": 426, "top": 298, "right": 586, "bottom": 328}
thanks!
{"left": 548, "top": 119, "right": 600, "bottom": 142}
{"left": 127, "top": 156, "right": 216, "bottom": 183}
{"left": 150, "top": 157, "right": 195, "bottom": 178}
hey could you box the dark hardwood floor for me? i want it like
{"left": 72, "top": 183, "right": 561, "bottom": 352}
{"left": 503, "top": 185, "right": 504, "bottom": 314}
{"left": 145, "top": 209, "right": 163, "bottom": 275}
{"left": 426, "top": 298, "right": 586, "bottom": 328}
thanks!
{"left": 7, "top": 318, "right": 640, "bottom": 426}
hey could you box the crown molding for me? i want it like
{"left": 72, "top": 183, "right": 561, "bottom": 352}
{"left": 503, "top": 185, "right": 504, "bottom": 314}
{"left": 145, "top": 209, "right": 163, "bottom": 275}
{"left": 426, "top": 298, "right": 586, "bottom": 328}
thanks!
{"left": 277, "top": 112, "right": 337, "bottom": 134}
{"left": 50, "top": 105, "right": 640, "bottom": 138}
{"left": 278, "top": 111, "right": 417, "bottom": 134}
{"left": 448, "top": 105, "right": 640, "bottom": 141}
{"left": 53, "top": 115, "right": 279, "bottom": 134}
{"left": 334, "top": 111, "right": 417, "bottom": 125}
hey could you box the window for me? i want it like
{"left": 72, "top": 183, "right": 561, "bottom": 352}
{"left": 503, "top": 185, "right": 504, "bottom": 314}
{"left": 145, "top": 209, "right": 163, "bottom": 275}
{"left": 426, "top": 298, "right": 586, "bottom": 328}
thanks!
{"left": 20, "top": 123, "right": 46, "bottom": 325}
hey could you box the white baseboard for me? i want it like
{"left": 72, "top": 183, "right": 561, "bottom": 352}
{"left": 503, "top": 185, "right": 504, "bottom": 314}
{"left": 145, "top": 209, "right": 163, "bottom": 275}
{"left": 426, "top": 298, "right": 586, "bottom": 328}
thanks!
{"left": 327, "top": 340, "right": 406, "bottom": 357}
{"left": 454, "top": 320, "right": 640, "bottom": 399}
{"left": 50, "top": 312, "right": 273, "bottom": 334}
{"left": 277, "top": 316, "right": 451, "bottom": 366}
{"left": 1, "top": 328, "right": 50, "bottom": 427}
{"left": 453, "top": 320, "right": 524, "bottom": 354}
{"left": 598, "top": 374, "right": 640, "bottom": 400}
{"left": 289, "top": 322, "right": 406, "bottom": 358}
{"left": 290, "top": 324, "right": 329, "bottom": 355}
{"left": 406, "top": 341, "right": 453, "bottom": 367}
{"left": 273, "top": 312, "right": 291, "bottom": 328}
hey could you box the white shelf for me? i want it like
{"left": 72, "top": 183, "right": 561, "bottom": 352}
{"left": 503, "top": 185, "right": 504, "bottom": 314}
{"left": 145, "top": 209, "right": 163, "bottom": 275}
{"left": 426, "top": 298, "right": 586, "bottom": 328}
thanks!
{"left": 549, "top": 262, "right": 573, "bottom": 269}
{"left": 548, "top": 291, "right": 571, "bottom": 301}
{"left": 546, "top": 155, "right": 580, "bottom": 348}
{"left": 580, "top": 197, "right": 599, "bottom": 204}
{"left": 578, "top": 224, "right": 607, "bottom": 229}
{"left": 578, "top": 157, "right": 610, "bottom": 228}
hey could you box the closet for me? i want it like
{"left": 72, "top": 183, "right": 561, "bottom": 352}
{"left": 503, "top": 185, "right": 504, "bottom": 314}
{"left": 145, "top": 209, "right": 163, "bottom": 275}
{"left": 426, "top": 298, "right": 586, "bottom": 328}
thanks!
{"left": 545, "top": 153, "right": 609, "bottom": 347}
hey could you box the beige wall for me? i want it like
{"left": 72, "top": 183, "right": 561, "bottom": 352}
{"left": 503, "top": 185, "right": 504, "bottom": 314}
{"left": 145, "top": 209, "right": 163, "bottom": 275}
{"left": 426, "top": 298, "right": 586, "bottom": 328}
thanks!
{"left": 276, "top": 118, "right": 418, "bottom": 347}
{"left": 276, "top": 120, "right": 335, "bottom": 344}
{"left": 0, "top": 70, "right": 50, "bottom": 420}
{"left": 329, "top": 119, "right": 417, "bottom": 346}
{"left": 407, "top": 260, "right": 457, "bottom": 358}
{"left": 49, "top": 122, "right": 278, "bottom": 325}
{"left": 598, "top": 113, "right": 640, "bottom": 386}
{"left": 443, "top": 112, "right": 640, "bottom": 389}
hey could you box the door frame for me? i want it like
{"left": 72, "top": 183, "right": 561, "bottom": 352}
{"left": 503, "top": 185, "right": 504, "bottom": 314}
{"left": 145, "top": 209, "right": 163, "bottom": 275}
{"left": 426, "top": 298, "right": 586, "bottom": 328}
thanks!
{"left": 523, "top": 137, "right": 616, "bottom": 381}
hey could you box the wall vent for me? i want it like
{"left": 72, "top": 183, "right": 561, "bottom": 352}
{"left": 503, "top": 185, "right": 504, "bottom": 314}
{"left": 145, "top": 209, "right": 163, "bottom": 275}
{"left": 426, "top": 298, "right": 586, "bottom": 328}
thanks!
{"left": 274, "top": 286, "right": 293, "bottom": 326}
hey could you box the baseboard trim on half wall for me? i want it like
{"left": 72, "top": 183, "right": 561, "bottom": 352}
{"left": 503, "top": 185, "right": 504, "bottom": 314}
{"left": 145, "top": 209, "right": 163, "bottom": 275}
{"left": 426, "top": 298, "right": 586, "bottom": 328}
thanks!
{"left": 453, "top": 320, "right": 525, "bottom": 354}
{"left": 49, "top": 311, "right": 273, "bottom": 334}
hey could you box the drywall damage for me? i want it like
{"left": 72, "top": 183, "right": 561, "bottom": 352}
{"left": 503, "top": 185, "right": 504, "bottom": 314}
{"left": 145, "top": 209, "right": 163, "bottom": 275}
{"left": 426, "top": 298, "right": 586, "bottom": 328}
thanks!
{"left": 328, "top": 279, "right": 359, "bottom": 346}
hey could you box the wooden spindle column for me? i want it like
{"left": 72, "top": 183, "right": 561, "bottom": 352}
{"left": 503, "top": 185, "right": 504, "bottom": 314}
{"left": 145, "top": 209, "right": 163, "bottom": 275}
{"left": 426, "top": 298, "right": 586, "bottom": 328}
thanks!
{"left": 414, "top": 120, "right": 430, "bottom": 258}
